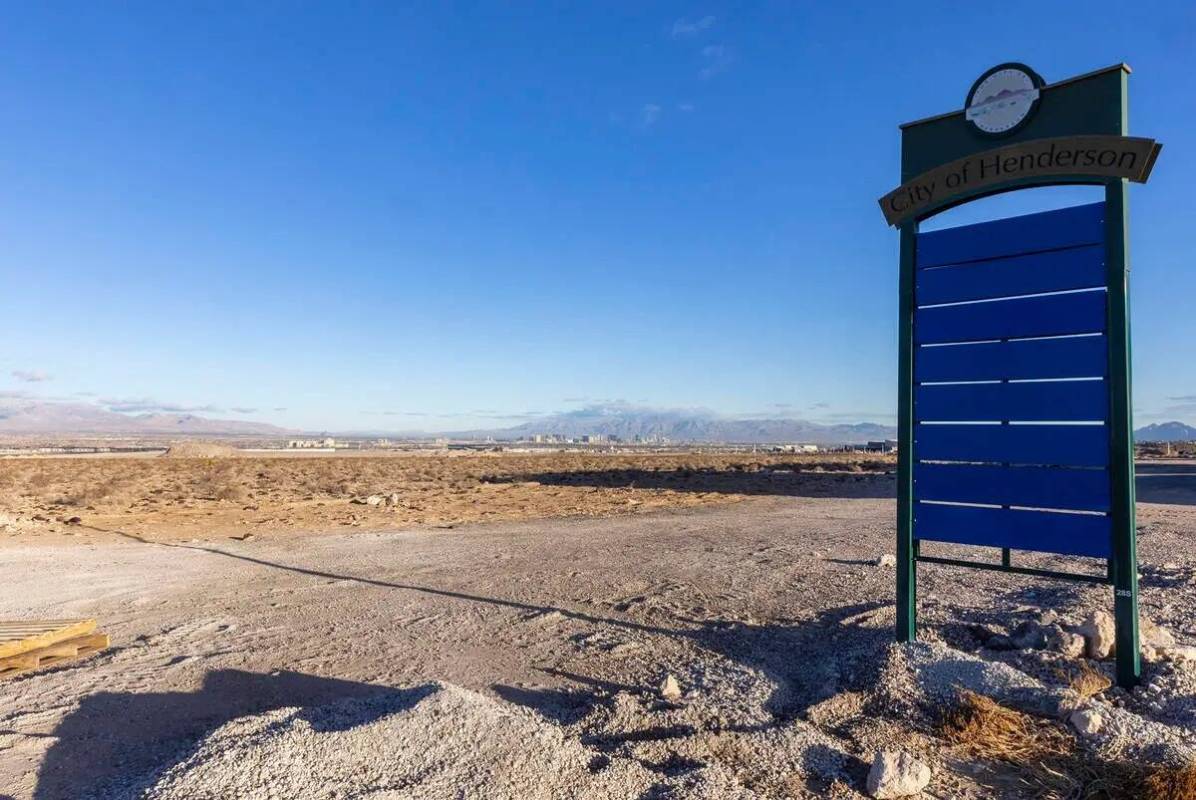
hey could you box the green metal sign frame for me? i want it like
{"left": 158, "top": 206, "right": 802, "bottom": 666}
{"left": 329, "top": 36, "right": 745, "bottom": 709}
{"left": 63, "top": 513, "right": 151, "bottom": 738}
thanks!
{"left": 883, "top": 63, "right": 1161, "bottom": 688}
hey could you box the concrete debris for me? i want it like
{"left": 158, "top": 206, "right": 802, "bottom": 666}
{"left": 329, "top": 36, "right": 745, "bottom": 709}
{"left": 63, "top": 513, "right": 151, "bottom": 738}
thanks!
{"left": 1044, "top": 624, "right": 1086, "bottom": 658}
{"left": 1011, "top": 620, "right": 1048, "bottom": 650}
{"left": 1141, "top": 619, "right": 1176, "bottom": 663}
{"left": 1069, "top": 707, "right": 1104, "bottom": 735}
{"left": 1163, "top": 646, "right": 1196, "bottom": 662}
{"left": 865, "top": 751, "right": 932, "bottom": 798}
{"left": 1080, "top": 611, "right": 1116, "bottom": 660}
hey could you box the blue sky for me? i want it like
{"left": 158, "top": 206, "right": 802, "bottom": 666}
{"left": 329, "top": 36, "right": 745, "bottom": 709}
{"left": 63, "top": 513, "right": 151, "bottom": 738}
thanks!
{"left": 2, "top": 2, "right": 1193, "bottom": 433}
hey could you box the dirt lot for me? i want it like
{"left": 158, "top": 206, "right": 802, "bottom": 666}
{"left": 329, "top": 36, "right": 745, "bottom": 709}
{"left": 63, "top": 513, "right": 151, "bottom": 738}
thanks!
{"left": 1, "top": 454, "right": 1195, "bottom": 799}
{"left": 0, "top": 450, "right": 893, "bottom": 542}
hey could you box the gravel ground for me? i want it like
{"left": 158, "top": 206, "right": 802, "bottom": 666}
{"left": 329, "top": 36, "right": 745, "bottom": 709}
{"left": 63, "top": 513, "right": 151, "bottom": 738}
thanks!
{"left": 1, "top": 472, "right": 1194, "bottom": 798}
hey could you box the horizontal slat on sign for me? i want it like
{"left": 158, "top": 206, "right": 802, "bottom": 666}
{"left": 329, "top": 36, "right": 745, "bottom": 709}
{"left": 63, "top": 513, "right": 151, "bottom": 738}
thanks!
{"left": 916, "top": 381, "right": 1108, "bottom": 422}
{"left": 915, "top": 463, "right": 1110, "bottom": 512}
{"left": 915, "top": 502, "right": 1111, "bottom": 558}
{"left": 915, "top": 290, "right": 1106, "bottom": 344}
{"left": 917, "top": 245, "right": 1104, "bottom": 305}
{"left": 917, "top": 335, "right": 1107, "bottom": 382}
{"left": 916, "top": 424, "right": 1108, "bottom": 467}
{"left": 917, "top": 202, "right": 1105, "bottom": 268}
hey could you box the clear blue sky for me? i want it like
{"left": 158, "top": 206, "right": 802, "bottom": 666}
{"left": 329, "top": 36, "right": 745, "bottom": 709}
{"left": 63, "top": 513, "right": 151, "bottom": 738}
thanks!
{"left": 2, "top": 2, "right": 1193, "bottom": 432}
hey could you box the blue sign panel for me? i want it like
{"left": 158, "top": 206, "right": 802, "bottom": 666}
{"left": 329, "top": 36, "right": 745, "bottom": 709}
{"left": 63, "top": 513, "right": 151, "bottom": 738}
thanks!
{"left": 912, "top": 202, "right": 1112, "bottom": 558}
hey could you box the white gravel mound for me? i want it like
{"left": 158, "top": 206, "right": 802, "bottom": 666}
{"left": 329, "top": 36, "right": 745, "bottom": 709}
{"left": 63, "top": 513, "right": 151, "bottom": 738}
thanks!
{"left": 140, "top": 682, "right": 746, "bottom": 800}
{"left": 900, "top": 641, "right": 1068, "bottom": 715}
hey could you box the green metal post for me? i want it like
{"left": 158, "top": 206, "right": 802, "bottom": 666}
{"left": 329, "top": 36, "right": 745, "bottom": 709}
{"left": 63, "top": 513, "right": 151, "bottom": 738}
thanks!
{"left": 1106, "top": 176, "right": 1140, "bottom": 688}
{"left": 896, "top": 222, "right": 917, "bottom": 642}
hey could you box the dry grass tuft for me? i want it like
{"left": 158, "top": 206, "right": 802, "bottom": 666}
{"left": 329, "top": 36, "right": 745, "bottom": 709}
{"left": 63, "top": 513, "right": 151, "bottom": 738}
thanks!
{"left": 942, "top": 691, "right": 1196, "bottom": 800}
{"left": 1062, "top": 661, "right": 1113, "bottom": 702}
{"left": 942, "top": 690, "right": 1072, "bottom": 762}
{"left": 1141, "top": 764, "right": 1196, "bottom": 800}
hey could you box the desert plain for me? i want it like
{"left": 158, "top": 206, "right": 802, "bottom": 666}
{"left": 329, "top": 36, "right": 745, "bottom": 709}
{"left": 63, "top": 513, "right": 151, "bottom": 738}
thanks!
{"left": 2, "top": 449, "right": 1196, "bottom": 799}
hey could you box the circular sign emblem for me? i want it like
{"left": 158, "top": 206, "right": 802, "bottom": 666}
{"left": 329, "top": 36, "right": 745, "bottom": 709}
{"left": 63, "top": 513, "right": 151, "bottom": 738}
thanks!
{"left": 965, "top": 63, "right": 1044, "bottom": 135}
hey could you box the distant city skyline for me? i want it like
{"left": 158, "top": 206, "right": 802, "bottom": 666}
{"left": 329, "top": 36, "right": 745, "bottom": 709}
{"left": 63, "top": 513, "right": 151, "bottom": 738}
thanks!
{"left": 3, "top": 3, "right": 1194, "bottom": 432}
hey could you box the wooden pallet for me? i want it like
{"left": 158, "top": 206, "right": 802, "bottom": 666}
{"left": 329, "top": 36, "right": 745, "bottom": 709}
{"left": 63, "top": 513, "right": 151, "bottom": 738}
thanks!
{"left": 0, "top": 619, "right": 109, "bottom": 678}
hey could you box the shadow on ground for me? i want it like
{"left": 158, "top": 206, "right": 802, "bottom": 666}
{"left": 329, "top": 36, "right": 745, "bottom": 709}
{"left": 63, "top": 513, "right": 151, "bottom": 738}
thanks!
{"left": 34, "top": 669, "right": 435, "bottom": 800}
{"left": 38, "top": 526, "right": 896, "bottom": 797}
{"left": 489, "top": 461, "right": 1196, "bottom": 505}
{"left": 486, "top": 467, "right": 896, "bottom": 499}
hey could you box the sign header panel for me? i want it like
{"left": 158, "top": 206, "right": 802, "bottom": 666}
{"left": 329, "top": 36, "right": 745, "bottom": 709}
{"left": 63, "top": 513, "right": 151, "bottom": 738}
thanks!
{"left": 879, "top": 135, "right": 1160, "bottom": 226}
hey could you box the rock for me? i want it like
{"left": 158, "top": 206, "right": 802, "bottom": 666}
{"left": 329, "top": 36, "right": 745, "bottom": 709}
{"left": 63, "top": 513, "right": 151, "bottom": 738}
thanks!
{"left": 985, "top": 634, "right": 1016, "bottom": 651}
{"left": 365, "top": 495, "right": 385, "bottom": 507}
{"left": 1011, "top": 621, "right": 1048, "bottom": 650}
{"left": 1044, "top": 625, "right": 1086, "bottom": 658}
{"left": 65, "top": 516, "right": 83, "bottom": 525}
{"left": 1162, "top": 646, "right": 1196, "bottom": 663}
{"left": 866, "top": 751, "right": 932, "bottom": 798}
{"left": 1080, "top": 611, "right": 1116, "bottom": 659}
{"left": 659, "top": 674, "right": 683, "bottom": 701}
{"left": 1069, "top": 708, "right": 1103, "bottom": 735}
{"left": 1083, "top": 616, "right": 1173, "bottom": 663}
{"left": 1141, "top": 619, "right": 1176, "bottom": 650}
{"left": 1037, "top": 609, "right": 1060, "bottom": 626}
{"left": 967, "top": 624, "right": 1002, "bottom": 646}
{"left": 876, "top": 554, "right": 897, "bottom": 568}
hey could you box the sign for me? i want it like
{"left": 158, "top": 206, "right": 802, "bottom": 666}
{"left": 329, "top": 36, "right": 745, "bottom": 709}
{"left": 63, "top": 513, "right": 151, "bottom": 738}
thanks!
{"left": 884, "top": 63, "right": 1162, "bottom": 689}
{"left": 879, "top": 135, "right": 1161, "bottom": 226}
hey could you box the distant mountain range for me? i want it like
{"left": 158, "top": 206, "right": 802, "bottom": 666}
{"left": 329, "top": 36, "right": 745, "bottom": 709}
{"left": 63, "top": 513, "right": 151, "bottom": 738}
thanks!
{"left": 456, "top": 405, "right": 896, "bottom": 445}
{"left": 0, "top": 398, "right": 291, "bottom": 436}
{"left": 7, "top": 395, "right": 1190, "bottom": 445}
{"left": 1135, "top": 421, "right": 1196, "bottom": 443}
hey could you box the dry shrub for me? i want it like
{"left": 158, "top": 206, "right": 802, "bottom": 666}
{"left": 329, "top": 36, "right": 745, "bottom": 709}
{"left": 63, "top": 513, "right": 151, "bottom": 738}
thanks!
{"left": 25, "top": 470, "right": 53, "bottom": 490}
{"left": 943, "top": 690, "right": 1072, "bottom": 762}
{"left": 942, "top": 691, "right": 1196, "bottom": 800}
{"left": 211, "top": 484, "right": 248, "bottom": 503}
{"left": 57, "top": 476, "right": 128, "bottom": 508}
{"left": 1141, "top": 764, "right": 1196, "bottom": 800}
{"left": 1067, "top": 760, "right": 1196, "bottom": 800}
{"left": 1062, "top": 661, "right": 1113, "bottom": 702}
{"left": 192, "top": 460, "right": 249, "bottom": 503}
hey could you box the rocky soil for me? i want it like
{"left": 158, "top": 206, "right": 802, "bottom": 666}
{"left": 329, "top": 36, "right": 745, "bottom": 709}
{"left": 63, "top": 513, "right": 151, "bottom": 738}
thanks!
{"left": 0, "top": 464, "right": 1194, "bottom": 798}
